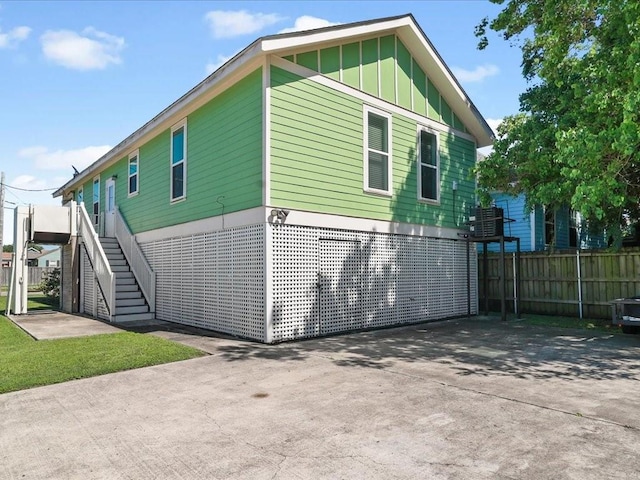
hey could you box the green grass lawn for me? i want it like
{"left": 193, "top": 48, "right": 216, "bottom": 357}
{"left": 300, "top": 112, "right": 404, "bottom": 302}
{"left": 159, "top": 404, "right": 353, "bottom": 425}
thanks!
{"left": 0, "top": 295, "right": 205, "bottom": 394}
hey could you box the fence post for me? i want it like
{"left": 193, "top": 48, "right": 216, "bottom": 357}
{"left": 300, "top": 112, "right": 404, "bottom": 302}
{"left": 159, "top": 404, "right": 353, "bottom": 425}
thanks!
{"left": 576, "top": 250, "right": 583, "bottom": 319}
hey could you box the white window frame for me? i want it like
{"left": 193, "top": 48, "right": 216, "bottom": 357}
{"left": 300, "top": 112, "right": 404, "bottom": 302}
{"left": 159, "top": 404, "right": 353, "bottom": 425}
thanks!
{"left": 170, "top": 119, "right": 187, "bottom": 203}
{"left": 92, "top": 176, "right": 100, "bottom": 226}
{"left": 363, "top": 105, "right": 393, "bottom": 196}
{"left": 417, "top": 125, "right": 440, "bottom": 204}
{"left": 128, "top": 150, "right": 139, "bottom": 197}
{"left": 77, "top": 186, "right": 83, "bottom": 204}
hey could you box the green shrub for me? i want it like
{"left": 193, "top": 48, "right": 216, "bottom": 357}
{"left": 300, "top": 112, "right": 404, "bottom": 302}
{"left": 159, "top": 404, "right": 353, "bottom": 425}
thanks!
{"left": 39, "top": 267, "right": 60, "bottom": 299}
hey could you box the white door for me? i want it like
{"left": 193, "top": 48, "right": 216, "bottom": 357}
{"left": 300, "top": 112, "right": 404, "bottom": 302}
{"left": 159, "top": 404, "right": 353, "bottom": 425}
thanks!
{"left": 319, "top": 239, "right": 362, "bottom": 335}
{"left": 104, "top": 178, "right": 116, "bottom": 237}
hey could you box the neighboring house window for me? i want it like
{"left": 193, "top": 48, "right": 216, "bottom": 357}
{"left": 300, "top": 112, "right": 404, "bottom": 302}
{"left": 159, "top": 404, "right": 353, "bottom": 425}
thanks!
{"left": 544, "top": 207, "right": 554, "bottom": 246}
{"left": 364, "top": 107, "right": 392, "bottom": 195}
{"left": 128, "top": 151, "right": 139, "bottom": 196}
{"left": 77, "top": 186, "right": 83, "bottom": 204}
{"left": 171, "top": 120, "right": 187, "bottom": 201}
{"left": 418, "top": 128, "right": 439, "bottom": 202}
{"left": 93, "top": 177, "right": 100, "bottom": 225}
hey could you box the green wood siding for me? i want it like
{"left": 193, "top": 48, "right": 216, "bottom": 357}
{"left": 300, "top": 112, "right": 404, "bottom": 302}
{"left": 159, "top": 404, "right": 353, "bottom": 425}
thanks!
{"left": 270, "top": 66, "right": 476, "bottom": 228}
{"left": 319, "top": 47, "right": 340, "bottom": 81}
{"left": 280, "top": 35, "right": 464, "bottom": 132}
{"left": 87, "top": 68, "right": 263, "bottom": 235}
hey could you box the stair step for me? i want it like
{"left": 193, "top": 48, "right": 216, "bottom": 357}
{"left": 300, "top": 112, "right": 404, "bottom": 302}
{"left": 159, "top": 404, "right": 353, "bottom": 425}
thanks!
{"left": 116, "top": 291, "right": 142, "bottom": 299}
{"left": 112, "top": 265, "right": 130, "bottom": 272}
{"left": 115, "top": 271, "right": 134, "bottom": 278}
{"left": 116, "top": 277, "right": 136, "bottom": 285}
{"left": 116, "top": 283, "right": 139, "bottom": 291}
{"left": 112, "top": 312, "right": 155, "bottom": 324}
{"left": 117, "top": 297, "right": 146, "bottom": 307}
{"left": 115, "top": 305, "right": 149, "bottom": 315}
{"left": 108, "top": 259, "right": 127, "bottom": 267}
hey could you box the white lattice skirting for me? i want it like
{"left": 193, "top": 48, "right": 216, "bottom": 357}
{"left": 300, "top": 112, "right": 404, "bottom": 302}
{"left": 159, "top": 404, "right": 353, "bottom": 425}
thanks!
{"left": 133, "top": 222, "right": 477, "bottom": 343}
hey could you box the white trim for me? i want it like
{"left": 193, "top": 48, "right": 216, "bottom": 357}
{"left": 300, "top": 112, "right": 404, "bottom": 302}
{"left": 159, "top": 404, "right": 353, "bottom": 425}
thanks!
{"left": 339, "top": 44, "right": 343, "bottom": 83}
{"left": 135, "top": 207, "right": 265, "bottom": 244}
{"left": 170, "top": 119, "right": 187, "bottom": 203}
{"left": 363, "top": 105, "right": 393, "bottom": 196}
{"left": 263, "top": 57, "right": 271, "bottom": 206}
{"left": 77, "top": 185, "right": 83, "bottom": 205}
{"left": 264, "top": 223, "right": 273, "bottom": 343}
{"left": 530, "top": 210, "right": 536, "bottom": 251}
{"left": 416, "top": 124, "right": 440, "bottom": 204}
{"left": 409, "top": 52, "right": 414, "bottom": 112}
{"left": 134, "top": 205, "right": 468, "bottom": 245}
{"left": 92, "top": 175, "right": 100, "bottom": 226}
{"left": 127, "top": 149, "right": 139, "bottom": 197}
{"left": 271, "top": 56, "right": 476, "bottom": 142}
{"left": 358, "top": 40, "right": 363, "bottom": 90}
{"left": 377, "top": 37, "right": 381, "bottom": 98}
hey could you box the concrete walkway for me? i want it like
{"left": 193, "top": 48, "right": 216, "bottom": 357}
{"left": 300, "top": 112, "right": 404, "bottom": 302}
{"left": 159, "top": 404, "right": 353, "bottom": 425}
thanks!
{"left": 1, "top": 317, "right": 639, "bottom": 479}
{"left": 9, "top": 311, "right": 122, "bottom": 339}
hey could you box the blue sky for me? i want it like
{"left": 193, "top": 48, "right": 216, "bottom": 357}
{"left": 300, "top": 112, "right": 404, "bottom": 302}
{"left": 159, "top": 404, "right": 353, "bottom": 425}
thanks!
{"left": 0, "top": 0, "right": 526, "bottom": 245}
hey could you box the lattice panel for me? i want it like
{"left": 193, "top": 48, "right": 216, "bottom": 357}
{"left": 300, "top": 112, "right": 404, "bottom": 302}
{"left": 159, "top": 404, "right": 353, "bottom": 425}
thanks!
{"left": 140, "top": 224, "right": 265, "bottom": 341}
{"left": 80, "top": 245, "right": 109, "bottom": 320}
{"left": 270, "top": 224, "right": 478, "bottom": 342}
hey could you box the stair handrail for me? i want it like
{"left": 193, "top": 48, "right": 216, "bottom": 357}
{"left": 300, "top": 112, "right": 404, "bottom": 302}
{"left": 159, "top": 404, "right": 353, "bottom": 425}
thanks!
{"left": 77, "top": 203, "right": 115, "bottom": 319}
{"left": 114, "top": 207, "right": 156, "bottom": 313}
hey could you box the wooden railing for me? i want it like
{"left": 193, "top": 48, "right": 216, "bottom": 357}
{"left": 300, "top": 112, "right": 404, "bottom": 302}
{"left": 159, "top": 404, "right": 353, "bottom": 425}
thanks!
{"left": 78, "top": 203, "right": 115, "bottom": 319}
{"left": 114, "top": 207, "right": 156, "bottom": 312}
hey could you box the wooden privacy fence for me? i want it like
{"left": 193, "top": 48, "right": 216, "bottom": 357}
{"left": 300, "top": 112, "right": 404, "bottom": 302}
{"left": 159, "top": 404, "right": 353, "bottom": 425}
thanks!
{"left": 1, "top": 267, "right": 56, "bottom": 288}
{"left": 478, "top": 248, "right": 640, "bottom": 319}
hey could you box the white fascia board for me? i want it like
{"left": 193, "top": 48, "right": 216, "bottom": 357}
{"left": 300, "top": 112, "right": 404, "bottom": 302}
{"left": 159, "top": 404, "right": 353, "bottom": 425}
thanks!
{"left": 396, "top": 24, "right": 494, "bottom": 147}
{"left": 54, "top": 44, "right": 264, "bottom": 198}
{"left": 260, "top": 17, "right": 411, "bottom": 54}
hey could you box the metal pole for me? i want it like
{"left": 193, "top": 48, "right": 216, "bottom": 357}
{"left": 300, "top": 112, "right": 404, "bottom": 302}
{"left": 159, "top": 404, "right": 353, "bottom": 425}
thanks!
{"left": 516, "top": 238, "right": 521, "bottom": 319}
{"left": 500, "top": 236, "right": 506, "bottom": 321}
{"left": 577, "top": 250, "right": 583, "bottom": 319}
{"left": 512, "top": 252, "right": 517, "bottom": 317}
{"left": 0, "top": 171, "right": 5, "bottom": 285}
{"left": 466, "top": 239, "right": 471, "bottom": 318}
{"left": 483, "top": 242, "right": 489, "bottom": 315}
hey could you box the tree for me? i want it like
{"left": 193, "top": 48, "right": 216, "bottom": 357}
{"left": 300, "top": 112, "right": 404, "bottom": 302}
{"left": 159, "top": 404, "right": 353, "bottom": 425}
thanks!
{"left": 475, "top": 0, "right": 640, "bottom": 239}
{"left": 2, "top": 245, "right": 13, "bottom": 252}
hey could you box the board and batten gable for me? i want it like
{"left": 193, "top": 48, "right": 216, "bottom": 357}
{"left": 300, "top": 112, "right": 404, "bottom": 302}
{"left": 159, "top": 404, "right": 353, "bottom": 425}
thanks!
{"left": 281, "top": 34, "right": 468, "bottom": 132}
{"left": 269, "top": 62, "right": 476, "bottom": 229}
{"left": 73, "top": 68, "right": 264, "bottom": 235}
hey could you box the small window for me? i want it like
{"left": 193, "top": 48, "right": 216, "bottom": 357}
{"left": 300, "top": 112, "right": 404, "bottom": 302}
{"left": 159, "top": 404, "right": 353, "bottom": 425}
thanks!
{"left": 92, "top": 177, "right": 100, "bottom": 225}
{"left": 128, "top": 151, "right": 139, "bottom": 196}
{"left": 171, "top": 121, "right": 186, "bottom": 202}
{"left": 418, "top": 129, "right": 439, "bottom": 202}
{"left": 364, "top": 107, "right": 392, "bottom": 195}
{"left": 77, "top": 186, "right": 83, "bottom": 204}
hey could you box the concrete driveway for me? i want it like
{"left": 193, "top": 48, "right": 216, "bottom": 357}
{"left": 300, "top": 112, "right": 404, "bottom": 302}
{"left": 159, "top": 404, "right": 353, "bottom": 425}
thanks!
{"left": 1, "top": 317, "right": 639, "bottom": 479}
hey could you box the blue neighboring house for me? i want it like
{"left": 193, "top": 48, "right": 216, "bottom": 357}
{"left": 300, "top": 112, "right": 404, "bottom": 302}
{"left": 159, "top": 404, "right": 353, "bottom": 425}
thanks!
{"left": 484, "top": 193, "right": 607, "bottom": 253}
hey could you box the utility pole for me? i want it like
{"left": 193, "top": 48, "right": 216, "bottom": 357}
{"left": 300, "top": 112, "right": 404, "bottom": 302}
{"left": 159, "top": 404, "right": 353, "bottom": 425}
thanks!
{"left": 0, "top": 171, "right": 5, "bottom": 289}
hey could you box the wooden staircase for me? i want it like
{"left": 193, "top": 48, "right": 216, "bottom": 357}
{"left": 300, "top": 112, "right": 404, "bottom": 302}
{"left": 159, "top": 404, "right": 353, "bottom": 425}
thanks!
{"left": 99, "top": 237, "right": 154, "bottom": 323}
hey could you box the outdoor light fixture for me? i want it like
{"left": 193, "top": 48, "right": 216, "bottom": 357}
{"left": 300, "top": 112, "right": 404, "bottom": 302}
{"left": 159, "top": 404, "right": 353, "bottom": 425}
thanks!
{"left": 270, "top": 209, "right": 290, "bottom": 222}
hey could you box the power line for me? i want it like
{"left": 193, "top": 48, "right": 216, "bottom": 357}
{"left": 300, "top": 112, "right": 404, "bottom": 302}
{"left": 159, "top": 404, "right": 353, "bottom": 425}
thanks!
{"left": 0, "top": 182, "right": 57, "bottom": 192}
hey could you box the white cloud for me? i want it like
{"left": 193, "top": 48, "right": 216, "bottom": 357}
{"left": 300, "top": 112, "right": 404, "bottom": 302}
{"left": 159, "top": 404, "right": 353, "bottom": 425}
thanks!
{"left": 18, "top": 145, "right": 112, "bottom": 171}
{"left": 485, "top": 118, "right": 503, "bottom": 136}
{"left": 0, "top": 26, "right": 31, "bottom": 48}
{"left": 10, "top": 174, "right": 48, "bottom": 191}
{"left": 452, "top": 64, "right": 499, "bottom": 83}
{"left": 204, "top": 10, "right": 284, "bottom": 38}
{"left": 279, "top": 16, "right": 338, "bottom": 34}
{"left": 205, "top": 53, "right": 233, "bottom": 75}
{"left": 41, "top": 27, "right": 125, "bottom": 70}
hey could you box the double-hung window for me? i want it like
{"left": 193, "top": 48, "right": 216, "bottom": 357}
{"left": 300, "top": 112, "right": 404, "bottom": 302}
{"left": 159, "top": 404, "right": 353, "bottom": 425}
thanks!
{"left": 77, "top": 186, "right": 83, "bottom": 204}
{"left": 128, "top": 150, "right": 139, "bottom": 196}
{"left": 171, "top": 120, "right": 186, "bottom": 202}
{"left": 364, "top": 107, "right": 392, "bottom": 195}
{"left": 418, "top": 128, "right": 439, "bottom": 202}
{"left": 92, "top": 177, "right": 100, "bottom": 225}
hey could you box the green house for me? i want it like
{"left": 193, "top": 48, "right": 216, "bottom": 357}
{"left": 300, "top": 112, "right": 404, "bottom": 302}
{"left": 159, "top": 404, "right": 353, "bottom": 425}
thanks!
{"left": 54, "top": 14, "right": 493, "bottom": 342}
